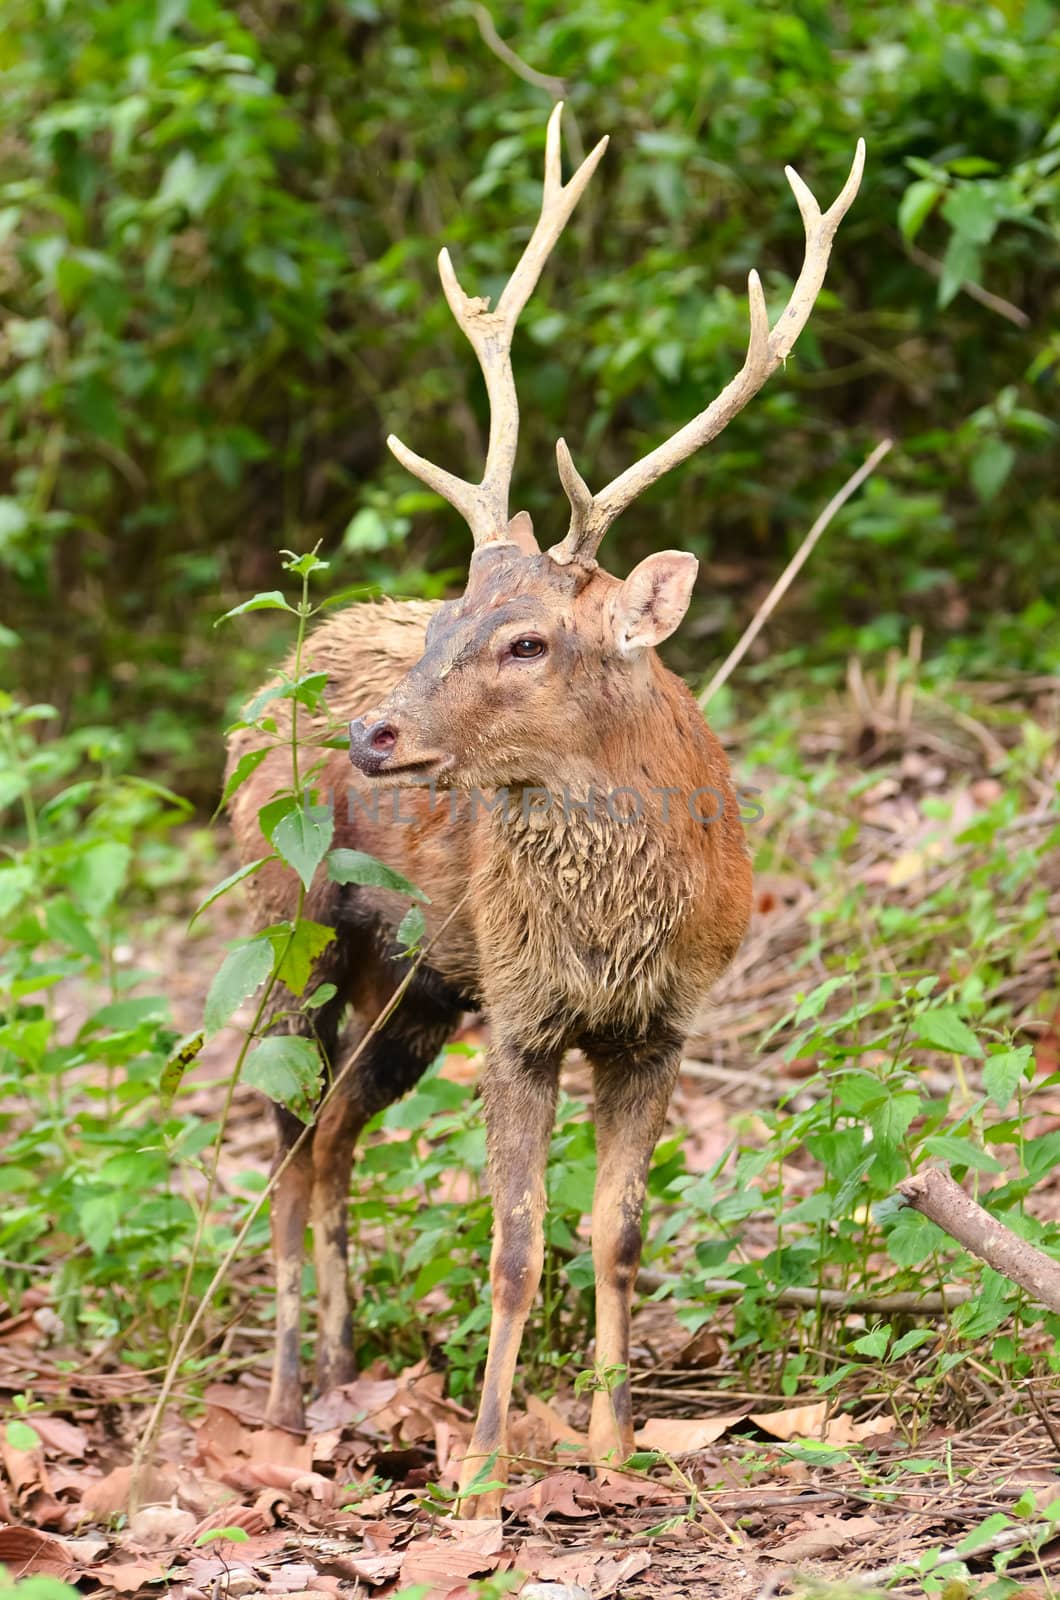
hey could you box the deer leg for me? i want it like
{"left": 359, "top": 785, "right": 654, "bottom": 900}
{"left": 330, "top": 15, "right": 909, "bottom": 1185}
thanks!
{"left": 266, "top": 1107, "right": 315, "bottom": 1431}
{"left": 585, "top": 1038, "right": 681, "bottom": 1465}
{"left": 310, "top": 991, "right": 465, "bottom": 1396}
{"left": 310, "top": 1091, "right": 361, "bottom": 1395}
{"left": 458, "top": 1037, "right": 561, "bottom": 1516}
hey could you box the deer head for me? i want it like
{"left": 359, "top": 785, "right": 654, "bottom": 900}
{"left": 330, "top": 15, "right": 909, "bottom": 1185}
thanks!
{"left": 349, "top": 106, "right": 864, "bottom": 790}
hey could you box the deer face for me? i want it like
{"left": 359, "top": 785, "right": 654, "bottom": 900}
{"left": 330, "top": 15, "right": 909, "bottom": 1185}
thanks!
{"left": 348, "top": 544, "right": 698, "bottom": 790}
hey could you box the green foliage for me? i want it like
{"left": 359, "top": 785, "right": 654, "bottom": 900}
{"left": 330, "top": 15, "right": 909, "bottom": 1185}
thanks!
{"left": 1, "top": 1, "right": 1057, "bottom": 781}
{"left": 0, "top": 691, "right": 256, "bottom": 1349}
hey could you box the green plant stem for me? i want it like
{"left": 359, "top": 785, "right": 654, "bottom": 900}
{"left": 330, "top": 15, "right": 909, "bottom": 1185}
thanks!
{"left": 166, "top": 886, "right": 307, "bottom": 1370}
{"left": 129, "top": 887, "right": 471, "bottom": 1510}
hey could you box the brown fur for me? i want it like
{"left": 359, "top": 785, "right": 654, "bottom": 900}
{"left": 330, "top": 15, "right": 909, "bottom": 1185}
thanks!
{"left": 226, "top": 540, "right": 752, "bottom": 1505}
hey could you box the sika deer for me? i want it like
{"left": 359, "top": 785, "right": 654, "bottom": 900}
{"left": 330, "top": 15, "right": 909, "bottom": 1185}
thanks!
{"left": 226, "top": 106, "right": 864, "bottom": 1513}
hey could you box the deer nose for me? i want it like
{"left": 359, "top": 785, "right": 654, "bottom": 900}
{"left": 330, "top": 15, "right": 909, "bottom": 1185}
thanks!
{"left": 349, "top": 716, "right": 398, "bottom": 773}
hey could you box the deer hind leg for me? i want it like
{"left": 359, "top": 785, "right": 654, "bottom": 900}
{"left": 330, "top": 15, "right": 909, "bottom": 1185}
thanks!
{"left": 584, "top": 1035, "right": 682, "bottom": 1465}
{"left": 458, "top": 1035, "right": 562, "bottom": 1516}
{"left": 310, "top": 973, "right": 467, "bottom": 1397}
{"left": 266, "top": 1105, "right": 315, "bottom": 1431}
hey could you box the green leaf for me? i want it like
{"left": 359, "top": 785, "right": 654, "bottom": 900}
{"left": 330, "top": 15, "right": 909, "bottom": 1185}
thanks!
{"left": 891, "top": 1327, "right": 938, "bottom": 1359}
{"left": 970, "top": 438, "right": 1015, "bottom": 503}
{"left": 243, "top": 1035, "right": 322, "bottom": 1122}
{"left": 884, "top": 1208, "right": 947, "bottom": 1268}
{"left": 161, "top": 1031, "right": 204, "bottom": 1110}
{"left": 87, "top": 995, "right": 169, "bottom": 1031}
{"left": 898, "top": 179, "right": 941, "bottom": 242}
{"left": 194, "top": 1527, "right": 250, "bottom": 1547}
{"left": 282, "top": 548, "right": 329, "bottom": 578}
{"left": 217, "top": 746, "right": 271, "bottom": 810}
{"left": 45, "top": 898, "right": 101, "bottom": 961}
{"left": 68, "top": 842, "right": 131, "bottom": 912}
{"left": 204, "top": 938, "right": 275, "bottom": 1038}
{"left": 0, "top": 496, "right": 30, "bottom": 545}
{"left": 190, "top": 856, "right": 275, "bottom": 927}
{"left": 79, "top": 1192, "right": 123, "bottom": 1255}
{"left": 6, "top": 1419, "right": 41, "bottom": 1451}
{"left": 343, "top": 506, "right": 392, "bottom": 552}
{"left": 938, "top": 231, "right": 981, "bottom": 307}
{"left": 914, "top": 1007, "right": 983, "bottom": 1058}
{"left": 955, "top": 1513, "right": 1011, "bottom": 1555}
{"left": 267, "top": 918, "right": 335, "bottom": 996}
{"left": 982, "top": 1047, "right": 1032, "bottom": 1110}
{"left": 329, "top": 848, "right": 426, "bottom": 901}
{"left": 272, "top": 803, "right": 334, "bottom": 889}
{"left": 941, "top": 184, "right": 999, "bottom": 245}
{"left": 866, "top": 1090, "right": 922, "bottom": 1148}
{"left": 920, "top": 1135, "right": 1004, "bottom": 1173}
{"left": 217, "top": 591, "right": 294, "bottom": 624}
{"left": 851, "top": 1324, "right": 891, "bottom": 1360}
{"left": 794, "top": 977, "right": 849, "bottom": 1023}
{"left": 397, "top": 904, "right": 426, "bottom": 951}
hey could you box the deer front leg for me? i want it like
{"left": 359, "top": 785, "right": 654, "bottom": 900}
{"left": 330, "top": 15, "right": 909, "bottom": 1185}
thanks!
{"left": 586, "top": 1038, "right": 681, "bottom": 1465}
{"left": 457, "top": 1035, "right": 561, "bottom": 1517}
{"left": 266, "top": 1110, "right": 315, "bottom": 1431}
{"left": 309, "top": 1092, "right": 361, "bottom": 1395}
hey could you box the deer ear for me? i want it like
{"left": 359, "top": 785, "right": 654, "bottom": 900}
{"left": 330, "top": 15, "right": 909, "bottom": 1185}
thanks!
{"left": 505, "top": 510, "right": 540, "bottom": 555}
{"left": 612, "top": 552, "right": 698, "bottom": 654}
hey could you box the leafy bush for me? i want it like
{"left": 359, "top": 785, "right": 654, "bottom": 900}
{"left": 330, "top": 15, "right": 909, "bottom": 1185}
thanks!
{"left": 1, "top": 1, "right": 1057, "bottom": 784}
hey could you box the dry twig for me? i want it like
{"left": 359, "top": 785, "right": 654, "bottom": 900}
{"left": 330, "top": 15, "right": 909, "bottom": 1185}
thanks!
{"left": 898, "top": 1166, "right": 1060, "bottom": 1314}
{"left": 698, "top": 438, "right": 893, "bottom": 707}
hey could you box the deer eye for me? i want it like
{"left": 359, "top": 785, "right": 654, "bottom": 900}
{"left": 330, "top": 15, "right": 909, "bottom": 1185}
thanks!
{"left": 509, "top": 636, "right": 546, "bottom": 660}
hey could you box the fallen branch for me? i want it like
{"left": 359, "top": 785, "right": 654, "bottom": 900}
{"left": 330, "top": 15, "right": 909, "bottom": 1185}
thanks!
{"left": 698, "top": 437, "right": 893, "bottom": 708}
{"left": 897, "top": 1166, "right": 1060, "bottom": 1314}
{"left": 858, "top": 1518, "right": 1058, "bottom": 1588}
{"left": 630, "top": 1263, "right": 970, "bottom": 1314}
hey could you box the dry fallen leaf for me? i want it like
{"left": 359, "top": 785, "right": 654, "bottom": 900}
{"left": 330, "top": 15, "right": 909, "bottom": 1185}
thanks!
{"left": 31, "top": 1416, "right": 89, "bottom": 1460}
{"left": 249, "top": 1428, "right": 316, "bottom": 1474}
{"left": 0, "top": 1526, "right": 77, "bottom": 1579}
{"left": 399, "top": 1519, "right": 505, "bottom": 1590}
{"left": 225, "top": 1462, "right": 336, "bottom": 1504}
{"left": 304, "top": 1376, "right": 398, "bottom": 1434}
{"left": 575, "top": 1469, "right": 682, "bottom": 1509}
{"left": 127, "top": 1504, "right": 198, "bottom": 1548}
{"left": 750, "top": 1401, "right": 895, "bottom": 1447}
{"left": 93, "top": 1556, "right": 173, "bottom": 1593}
{"left": 523, "top": 1395, "right": 588, "bottom": 1455}
{"left": 504, "top": 1471, "right": 596, "bottom": 1521}
{"left": 78, "top": 1464, "right": 176, "bottom": 1522}
{"left": 1, "top": 1435, "right": 64, "bottom": 1526}
{"left": 824, "top": 1412, "right": 897, "bottom": 1445}
{"left": 637, "top": 1413, "right": 744, "bottom": 1453}
{"left": 749, "top": 1401, "right": 828, "bottom": 1442}
{"left": 189, "top": 1502, "right": 273, "bottom": 1541}
{"left": 530, "top": 1548, "right": 650, "bottom": 1597}
{"left": 331, "top": 1550, "right": 404, "bottom": 1586}
{"left": 766, "top": 1512, "right": 883, "bottom": 1564}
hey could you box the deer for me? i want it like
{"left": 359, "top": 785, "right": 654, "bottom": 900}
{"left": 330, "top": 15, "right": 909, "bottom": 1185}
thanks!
{"left": 226, "top": 105, "right": 864, "bottom": 1515}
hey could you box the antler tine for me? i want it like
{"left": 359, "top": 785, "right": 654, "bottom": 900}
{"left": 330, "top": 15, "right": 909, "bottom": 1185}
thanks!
{"left": 548, "top": 138, "right": 866, "bottom": 567}
{"left": 387, "top": 103, "right": 609, "bottom": 549}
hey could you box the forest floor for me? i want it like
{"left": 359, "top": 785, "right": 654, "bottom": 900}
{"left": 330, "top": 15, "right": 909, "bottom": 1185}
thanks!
{"left": 2, "top": 665, "right": 1060, "bottom": 1599}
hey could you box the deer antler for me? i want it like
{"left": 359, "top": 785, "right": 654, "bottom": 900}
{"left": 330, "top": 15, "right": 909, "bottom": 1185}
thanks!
{"left": 547, "top": 139, "right": 866, "bottom": 567}
{"left": 387, "top": 103, "right": 608, "bottom": 549}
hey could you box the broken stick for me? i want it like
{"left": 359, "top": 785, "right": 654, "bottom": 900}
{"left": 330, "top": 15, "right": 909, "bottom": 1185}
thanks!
{"left": 897, "top": 1167, "right": 1060, "bottom": 1315}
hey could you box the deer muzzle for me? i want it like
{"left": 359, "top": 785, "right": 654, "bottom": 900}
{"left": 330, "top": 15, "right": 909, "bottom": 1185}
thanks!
{"left": 348, "top": 715, "right": 453, "bottom": 783}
